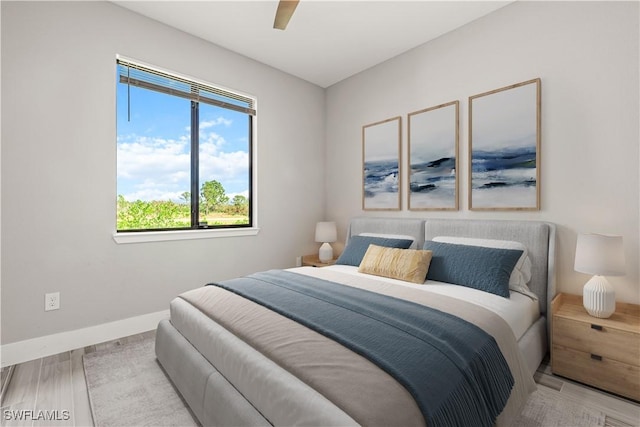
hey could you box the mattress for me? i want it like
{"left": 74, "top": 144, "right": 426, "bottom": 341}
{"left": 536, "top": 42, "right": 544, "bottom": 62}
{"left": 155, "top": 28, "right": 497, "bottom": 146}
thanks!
{"left": 169, "top": 297, "right": 359, "bottom": 426}
{"left": 170, "top": 265, "right": 537, "bottom": 426}
{"left": 317, "top": 264, "right": 540, "bottom": 340}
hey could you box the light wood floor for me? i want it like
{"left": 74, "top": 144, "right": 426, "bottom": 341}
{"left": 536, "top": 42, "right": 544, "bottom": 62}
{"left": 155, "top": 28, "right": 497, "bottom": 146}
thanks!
{"left": 533, "top": 357, "right": 640, "bottom": 426}
{"left": 1, "top": 331, "right": 155, "bottom": 427}
{"left": 1, "top": 331, "right": 639, "bottom": 427}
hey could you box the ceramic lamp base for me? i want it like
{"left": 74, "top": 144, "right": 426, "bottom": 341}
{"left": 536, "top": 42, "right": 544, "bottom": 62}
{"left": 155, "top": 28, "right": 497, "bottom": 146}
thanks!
{"left": 583, "top": 275, "right": 616, "bottom": 318}
{"left": 318, "top": 242, "right": 334, "bottom": 263}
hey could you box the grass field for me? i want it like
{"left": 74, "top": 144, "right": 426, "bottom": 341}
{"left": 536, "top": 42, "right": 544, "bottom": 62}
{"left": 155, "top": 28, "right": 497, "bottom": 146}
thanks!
{"left": 200, "top": 213, "right": 249, "bottom": 225}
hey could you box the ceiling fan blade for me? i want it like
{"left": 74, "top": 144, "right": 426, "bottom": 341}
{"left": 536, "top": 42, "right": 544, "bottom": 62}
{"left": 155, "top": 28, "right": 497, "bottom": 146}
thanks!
{"left": 273, "top": 0, "right": 300, "bottom": 30}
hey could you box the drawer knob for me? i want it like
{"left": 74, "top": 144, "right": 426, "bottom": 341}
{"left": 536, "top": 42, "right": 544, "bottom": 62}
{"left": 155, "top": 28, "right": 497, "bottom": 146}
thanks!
{"left": 590, "top": 324, "right": 603, "bottom": 331}
{"left": 590, "top": 354, "right": 603, "bottom": 361}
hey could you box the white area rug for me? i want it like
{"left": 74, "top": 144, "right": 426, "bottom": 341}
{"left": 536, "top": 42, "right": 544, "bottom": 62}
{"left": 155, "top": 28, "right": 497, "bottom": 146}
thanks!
{"left": 83, "top": 337, "right": 198, "bottom": 427}
{"left": 84, "top": 335, "right": 606, "bottom": 427}
{"left": 511, "top": 384, "right": 606, "bottom": 427}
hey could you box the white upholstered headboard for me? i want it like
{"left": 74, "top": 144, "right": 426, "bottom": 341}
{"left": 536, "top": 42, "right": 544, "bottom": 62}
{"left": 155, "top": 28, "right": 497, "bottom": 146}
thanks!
{"left": 346, "top": 217, "right": 556, "bottom": 316}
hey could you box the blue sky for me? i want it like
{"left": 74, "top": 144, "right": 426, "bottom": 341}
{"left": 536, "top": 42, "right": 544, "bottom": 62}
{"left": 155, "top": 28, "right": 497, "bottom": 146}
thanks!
{"left": 116, "top": 84, "right": 250, "bottom": 203}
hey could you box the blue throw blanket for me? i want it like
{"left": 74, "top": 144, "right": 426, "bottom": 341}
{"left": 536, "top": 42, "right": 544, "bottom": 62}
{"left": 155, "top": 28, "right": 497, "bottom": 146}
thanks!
{"left": 211, "top": 270, "right": 514, "bottom": 427}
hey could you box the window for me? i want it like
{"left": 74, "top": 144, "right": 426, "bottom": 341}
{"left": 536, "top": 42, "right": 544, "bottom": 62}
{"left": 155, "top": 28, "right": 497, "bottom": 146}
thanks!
{"left": 116, "top": 58, "right": 255, "bottom": 234}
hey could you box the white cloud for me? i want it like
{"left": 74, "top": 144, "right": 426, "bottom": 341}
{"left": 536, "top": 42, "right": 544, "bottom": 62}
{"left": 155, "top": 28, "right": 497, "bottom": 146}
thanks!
{"left": 200, "top": 150, "right": 248, "bottom": 181}
{"left": 200, "top": 117, "right": 232, "bottom": 130}
{"left": 117, "top": 136, "right": 190, "bottom": 180}
{"left": 117, "top": 126, "right": 248, "bottom": 202}
{"left": 228, "top": 190, "right": 249, "bottom": 199}
{"left": 200, "top": 133, "right": 226, "bottom": 155}
{"left": 184, "top": 116, "right": 233, "bottom": 133}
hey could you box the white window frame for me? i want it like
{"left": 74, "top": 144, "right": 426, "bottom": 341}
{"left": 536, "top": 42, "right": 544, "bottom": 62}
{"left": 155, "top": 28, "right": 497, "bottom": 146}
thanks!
{"left": 112, "top": 56, "right": 259, "bottom": 244}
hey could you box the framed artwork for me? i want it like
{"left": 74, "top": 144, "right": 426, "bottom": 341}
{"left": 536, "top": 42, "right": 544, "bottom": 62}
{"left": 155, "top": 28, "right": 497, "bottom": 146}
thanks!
{"left": 408, "top": 101, "right": 459, "bottom": 210}
{"left": 469, "top": 78, "right": 541, "bottom": 210}
{"left": 362, "top": 116, "right": 401, "bottom": 210}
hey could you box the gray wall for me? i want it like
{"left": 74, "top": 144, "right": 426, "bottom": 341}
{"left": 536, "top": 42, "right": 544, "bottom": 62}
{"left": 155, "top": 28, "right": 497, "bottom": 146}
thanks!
{"left": 325, "top": 1, "right": 640, "bottom": 304}
{"left": 1, "top": 1, "right": 325, "bottom": 344}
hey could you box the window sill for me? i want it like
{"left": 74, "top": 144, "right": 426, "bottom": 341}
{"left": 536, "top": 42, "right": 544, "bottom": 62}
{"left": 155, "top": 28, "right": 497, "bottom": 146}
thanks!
{"left": 112, "top": 227, "right": 260, "bottom": 244}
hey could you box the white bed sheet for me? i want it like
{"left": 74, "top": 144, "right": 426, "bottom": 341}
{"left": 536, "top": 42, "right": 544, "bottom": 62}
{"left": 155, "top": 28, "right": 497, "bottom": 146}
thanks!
{"left": 295, "top": 265, "right": 540, "bottom": 341}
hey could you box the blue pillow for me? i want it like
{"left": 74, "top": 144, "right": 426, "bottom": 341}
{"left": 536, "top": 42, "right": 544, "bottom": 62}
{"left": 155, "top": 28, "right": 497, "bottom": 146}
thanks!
{"left": 336, "top": 236, "right": 413, "bottom": 266}
{"left": 423, "top": 241, "right": 523, "bottom": 298}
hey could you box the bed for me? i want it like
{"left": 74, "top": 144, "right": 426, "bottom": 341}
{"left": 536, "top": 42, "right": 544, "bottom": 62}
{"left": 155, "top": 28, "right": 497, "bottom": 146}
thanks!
{"left": 155, "top": 218, "right": 556, "bottom": 426}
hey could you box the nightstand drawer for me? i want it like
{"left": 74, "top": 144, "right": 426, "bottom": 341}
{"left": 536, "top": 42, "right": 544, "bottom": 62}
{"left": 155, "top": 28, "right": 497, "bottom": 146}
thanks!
{"left": 553, "top": 345, "right": 640, "bottom": 401}
{"left": 554, "top": 316, "right": 640, "bottom": 366}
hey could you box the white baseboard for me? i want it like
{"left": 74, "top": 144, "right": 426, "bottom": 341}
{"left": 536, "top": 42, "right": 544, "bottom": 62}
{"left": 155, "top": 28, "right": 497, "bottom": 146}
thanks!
{"left": 0, "top": 310, "right": 170, "bottom": 368}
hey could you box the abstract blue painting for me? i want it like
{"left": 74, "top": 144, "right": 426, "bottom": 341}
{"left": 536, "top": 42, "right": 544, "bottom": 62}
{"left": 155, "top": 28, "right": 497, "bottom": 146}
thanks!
{"left": 408, "top": 101, "right": 459, "bottom": 210}
{"left": 469, "top": 79, "right": 541, "bottom": 210}
{"left": 363, "top": 117, "right": 401, "bottom": 210}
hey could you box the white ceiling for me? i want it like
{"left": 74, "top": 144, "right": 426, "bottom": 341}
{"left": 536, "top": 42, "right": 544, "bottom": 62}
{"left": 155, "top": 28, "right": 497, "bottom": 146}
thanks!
{"left": 114, "top": 1, "right": 512, "bottom": 88}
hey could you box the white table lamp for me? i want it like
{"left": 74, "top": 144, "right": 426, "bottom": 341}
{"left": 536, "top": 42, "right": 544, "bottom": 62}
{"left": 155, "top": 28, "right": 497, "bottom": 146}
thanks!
{"left": 574, "top": 233, "right": 626, "bottom": 318}
{"left": 315, "top": 221, "right": 337, "bottom": 263}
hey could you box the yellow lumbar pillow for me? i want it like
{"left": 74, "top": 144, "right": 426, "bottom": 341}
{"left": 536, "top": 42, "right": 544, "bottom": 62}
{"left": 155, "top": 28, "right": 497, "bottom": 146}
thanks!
{"left": 358, "top": 244, "right": 432, "bottom": 284}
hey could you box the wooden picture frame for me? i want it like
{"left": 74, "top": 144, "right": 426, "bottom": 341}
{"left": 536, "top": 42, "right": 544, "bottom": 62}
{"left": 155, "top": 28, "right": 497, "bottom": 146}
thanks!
{"left": 469, "top": 78, "right": 541, "bottom": 210}
{"left": 362, "top": 116, "right": 402, "bottom": 211}
{"left": 408, "top": 101, "right": 459, "bottom": 211}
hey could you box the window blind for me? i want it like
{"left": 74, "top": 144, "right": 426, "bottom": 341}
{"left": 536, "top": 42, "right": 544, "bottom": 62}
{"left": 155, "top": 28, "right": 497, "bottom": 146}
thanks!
{"left": 117, "top": 58, "right": 256, "bottom": 116}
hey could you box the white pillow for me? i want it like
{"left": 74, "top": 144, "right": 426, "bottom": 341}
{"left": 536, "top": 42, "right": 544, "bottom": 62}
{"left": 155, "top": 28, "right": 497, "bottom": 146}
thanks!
{"left": 431, "top": 236, "right": 536, "bottom": 300}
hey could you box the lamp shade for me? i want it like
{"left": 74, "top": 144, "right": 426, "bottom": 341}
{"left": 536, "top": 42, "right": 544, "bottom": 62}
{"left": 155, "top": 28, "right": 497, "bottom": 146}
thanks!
{"left": 574, "top": 234, "right": 626, "bottom": 276}
{"left": 315, "top": 221, "right": 337, "bottom": 243}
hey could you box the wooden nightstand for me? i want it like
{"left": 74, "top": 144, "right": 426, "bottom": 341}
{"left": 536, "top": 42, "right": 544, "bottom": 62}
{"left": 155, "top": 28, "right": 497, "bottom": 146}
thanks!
{"left": 551, "top": 293, "right": 640, "bottom": 401}
{"left": 301, "top": 254, "right": 336, "bottom": 267}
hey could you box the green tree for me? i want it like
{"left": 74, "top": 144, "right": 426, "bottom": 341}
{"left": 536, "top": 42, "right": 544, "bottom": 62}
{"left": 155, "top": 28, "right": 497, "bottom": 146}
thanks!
{"left": 200, "top": 180, "right": 228, "bottom": 215}
{"left": 180, "top": 191, "right": 190, "bottom": 204}
{"left": 231, "top": 194, "right": 248, "bottom": 215}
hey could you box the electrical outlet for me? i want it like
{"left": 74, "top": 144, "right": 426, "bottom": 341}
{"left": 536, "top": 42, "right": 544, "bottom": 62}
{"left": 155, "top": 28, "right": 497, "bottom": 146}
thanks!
{"left": 296, "top": 256, "right": 302, "bottom": 267}
{"left": 45, "top": 292, "right": 60, "bottom": 311}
